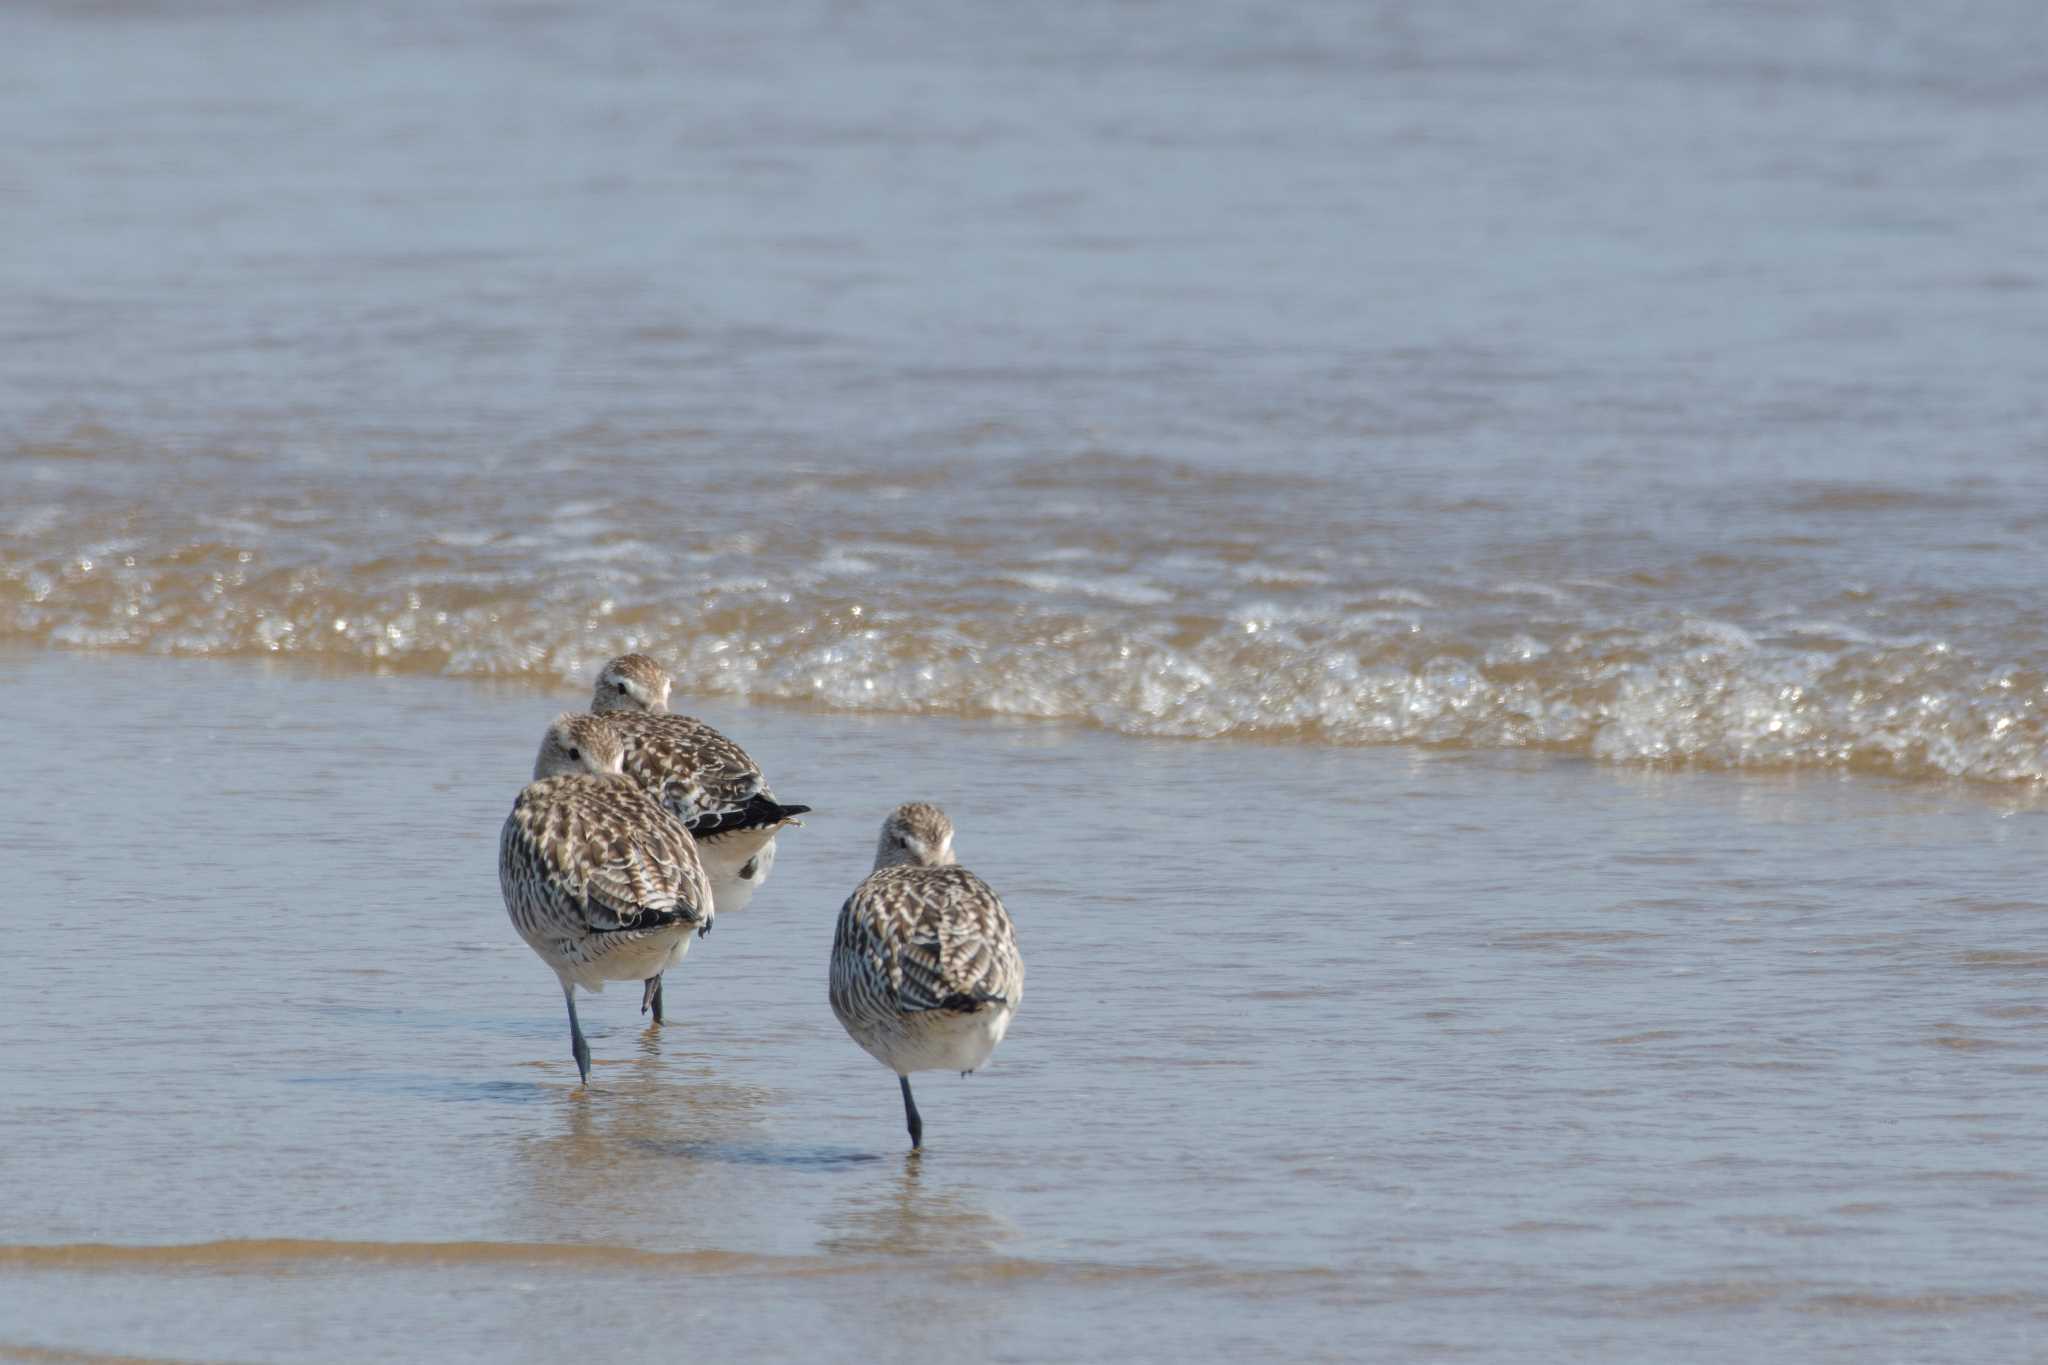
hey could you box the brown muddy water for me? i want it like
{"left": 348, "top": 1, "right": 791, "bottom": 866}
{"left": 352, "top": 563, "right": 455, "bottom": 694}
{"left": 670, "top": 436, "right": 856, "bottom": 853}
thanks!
{"left": 2, "top": 649, "right": 2046, "bottom": 1362}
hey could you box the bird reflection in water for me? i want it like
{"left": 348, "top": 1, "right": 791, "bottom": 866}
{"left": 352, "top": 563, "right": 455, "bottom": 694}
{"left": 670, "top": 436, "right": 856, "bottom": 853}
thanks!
{"left": 818, "top": 1158, "right": 1017, "bottom": 1258}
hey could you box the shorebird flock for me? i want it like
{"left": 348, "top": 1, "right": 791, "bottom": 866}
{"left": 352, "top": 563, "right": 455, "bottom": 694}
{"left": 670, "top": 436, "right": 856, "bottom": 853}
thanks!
{"left": 498, "top": 654, "right": 1024, "bottom": 1150}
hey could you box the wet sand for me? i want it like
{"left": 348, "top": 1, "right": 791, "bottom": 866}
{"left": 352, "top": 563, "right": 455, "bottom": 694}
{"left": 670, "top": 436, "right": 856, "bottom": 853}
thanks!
{"left": 3, "top": 649, "right": 2046, "bottom": 1361}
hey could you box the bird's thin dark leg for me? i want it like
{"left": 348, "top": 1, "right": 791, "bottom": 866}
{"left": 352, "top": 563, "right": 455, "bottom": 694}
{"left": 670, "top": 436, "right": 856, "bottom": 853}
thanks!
{"left": 562, "top": 980, "right": 591, "bottom": 1085}
{"left": 899, "top": 1074, "right": 924, "bottom": 1151}
{"left": 641, "top": 974, "right": 664, "bottom": 1024}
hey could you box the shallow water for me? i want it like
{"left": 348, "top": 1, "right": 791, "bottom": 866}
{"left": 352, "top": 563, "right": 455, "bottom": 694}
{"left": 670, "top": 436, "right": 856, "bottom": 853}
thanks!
{"left": 6, "top": 1, "right": 2048, "bottom": 1356}
{"left": 6, "top": 0, "right": 2048, "bottom": 780}
{"left": 3, "top": 650, "right": 2047, "bottom": 1361}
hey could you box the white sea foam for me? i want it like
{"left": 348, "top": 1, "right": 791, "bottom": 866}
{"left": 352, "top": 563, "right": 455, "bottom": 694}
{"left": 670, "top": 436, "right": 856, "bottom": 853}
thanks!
{"left": 6, "top": 439, "right": 2045, "bottom": 785}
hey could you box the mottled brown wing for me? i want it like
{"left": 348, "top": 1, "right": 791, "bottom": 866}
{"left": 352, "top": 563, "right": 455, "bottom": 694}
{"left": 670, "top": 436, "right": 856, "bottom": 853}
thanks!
{"left": 510, "top": 776, "right": 709, "bottom": 931}
{"left": 604, "top": 711, "right": 768, "bottom": 824}
{"left": 873, "top": 867, "right": 1023, "bottom": 1013}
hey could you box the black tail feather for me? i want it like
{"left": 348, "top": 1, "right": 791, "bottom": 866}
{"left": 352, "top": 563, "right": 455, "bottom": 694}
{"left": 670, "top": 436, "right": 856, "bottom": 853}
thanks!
{"left": 687, "top": 793, "right": 811, "bottom": 839}
{"left": 590, "top": 905, "right": 701, "bottom": 934}
{"left": 922, "top": 991, "right": 1011, "bottom": 1015}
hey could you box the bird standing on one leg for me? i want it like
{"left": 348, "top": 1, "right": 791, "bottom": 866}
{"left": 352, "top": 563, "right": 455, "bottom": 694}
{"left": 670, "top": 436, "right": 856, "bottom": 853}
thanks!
{"left": 499, "top": 713, "right": 714, "bottom": 1085}
{"left": 829, "top": 803, "right": 1024, "bottom": 1151}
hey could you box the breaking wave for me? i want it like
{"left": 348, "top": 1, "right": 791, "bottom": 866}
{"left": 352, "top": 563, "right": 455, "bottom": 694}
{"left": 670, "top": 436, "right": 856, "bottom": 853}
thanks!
{"left": 5, "top": 433, "right": 2045, "bottom": 784}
